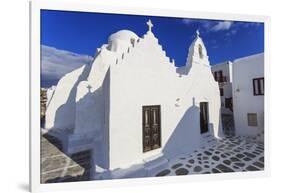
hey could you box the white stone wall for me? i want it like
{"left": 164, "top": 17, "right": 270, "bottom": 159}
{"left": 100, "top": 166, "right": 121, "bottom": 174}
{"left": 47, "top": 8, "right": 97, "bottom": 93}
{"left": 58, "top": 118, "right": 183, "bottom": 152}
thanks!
{"left": 108, "top": 31, "right": 221, "bottom": 170}
{"left": 232, "top": 53, "right": 264, "bottom": 137}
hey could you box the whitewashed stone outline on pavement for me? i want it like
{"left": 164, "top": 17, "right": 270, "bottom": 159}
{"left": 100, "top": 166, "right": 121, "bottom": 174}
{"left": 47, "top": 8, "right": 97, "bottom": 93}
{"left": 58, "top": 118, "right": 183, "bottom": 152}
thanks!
{"left": 154, "top": 135, "right": 264, "bottom": 177}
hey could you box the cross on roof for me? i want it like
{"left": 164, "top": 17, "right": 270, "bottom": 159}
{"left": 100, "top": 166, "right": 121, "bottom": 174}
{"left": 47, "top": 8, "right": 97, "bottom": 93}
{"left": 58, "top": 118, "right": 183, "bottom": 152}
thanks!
{"left": 146, "top": 19, "right": 153, "bottom": 32}
{"left": 87, "top": 84, "right": 92, "bottom": 92}
{"left": 196, "top": 29, "right": 200, "bottom": 37}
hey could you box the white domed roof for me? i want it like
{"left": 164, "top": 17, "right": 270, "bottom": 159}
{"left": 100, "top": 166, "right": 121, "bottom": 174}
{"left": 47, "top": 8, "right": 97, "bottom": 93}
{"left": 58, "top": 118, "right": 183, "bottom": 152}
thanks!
{"left": 108, "top": 30, "right": 139, "bottom": 42}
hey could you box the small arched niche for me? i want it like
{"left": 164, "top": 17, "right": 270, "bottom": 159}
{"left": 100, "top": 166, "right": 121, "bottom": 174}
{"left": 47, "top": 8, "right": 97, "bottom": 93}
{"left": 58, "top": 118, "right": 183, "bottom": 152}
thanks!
{"left": 198, "top": 44, "right": 203, "bottom": 59}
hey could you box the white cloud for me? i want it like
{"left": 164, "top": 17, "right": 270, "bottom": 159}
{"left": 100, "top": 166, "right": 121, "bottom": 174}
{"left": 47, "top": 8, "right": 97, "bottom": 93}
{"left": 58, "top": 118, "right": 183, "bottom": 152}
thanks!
{"left": 241, "top": 22, "right": 262, "bottom": 28}
{"left": 201, "top": 21, "right": 213, "bottom": 29}
{"left": 41, "top": 45, "right": 93, "bottom": 80}
{"left": 182, "top": 19, "right": 194, "bottom": 25}
{"left": 182, "top": 19, "right": 211, "bottom": 28}
{"left": 211, "top": 21, "right": 233, "bottom": 31}
{"left": 226, "top": 29, "right": 238, "bottom": 36}
{"left": 182, "top": 19, "right": 234, "bottom": 34}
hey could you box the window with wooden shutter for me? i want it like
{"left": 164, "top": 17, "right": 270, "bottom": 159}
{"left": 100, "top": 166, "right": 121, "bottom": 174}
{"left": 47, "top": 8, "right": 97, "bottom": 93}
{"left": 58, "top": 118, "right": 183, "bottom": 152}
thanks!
{"left": 253, "top": 77, "right": 264, "bottom": 95}
{"left": 247, "top": 113, "right": 258, "bottom": 127}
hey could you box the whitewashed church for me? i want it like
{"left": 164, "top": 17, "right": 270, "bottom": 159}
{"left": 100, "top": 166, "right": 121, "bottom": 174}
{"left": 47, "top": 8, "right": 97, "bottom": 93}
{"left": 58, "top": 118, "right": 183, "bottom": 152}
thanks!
{"left": 45, "top": 20, "right": 222, "bottom": 178}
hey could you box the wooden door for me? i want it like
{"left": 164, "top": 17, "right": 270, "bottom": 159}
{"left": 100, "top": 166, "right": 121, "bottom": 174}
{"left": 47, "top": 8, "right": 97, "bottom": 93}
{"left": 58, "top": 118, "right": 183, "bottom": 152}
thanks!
{"left": 200, "top": 102, "right": 209, "bottom": 134}
{"left": 142, "top": 105, "right": 161, "bottom": 152}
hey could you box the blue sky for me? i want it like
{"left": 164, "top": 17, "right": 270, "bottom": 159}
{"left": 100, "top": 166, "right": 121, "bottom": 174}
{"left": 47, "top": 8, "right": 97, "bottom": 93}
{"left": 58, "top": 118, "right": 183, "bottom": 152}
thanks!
{"left": 41, "top": 10, "right": 264, "bottom": 87}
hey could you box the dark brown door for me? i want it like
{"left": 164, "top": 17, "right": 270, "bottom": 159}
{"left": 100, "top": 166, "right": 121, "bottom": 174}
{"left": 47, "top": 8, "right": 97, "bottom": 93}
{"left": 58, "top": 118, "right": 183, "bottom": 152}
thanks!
{"left": 200, "top": 102, "right": 209, "bottom": 134}
{"left": 142, "top": 105, "right": 161, "bottom": 152}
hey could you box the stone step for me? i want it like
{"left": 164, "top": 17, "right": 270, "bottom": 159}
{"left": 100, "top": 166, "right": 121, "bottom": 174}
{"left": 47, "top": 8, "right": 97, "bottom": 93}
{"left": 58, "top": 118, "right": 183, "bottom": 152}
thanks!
{"left": 110, "top": 165, "right": 147, "bottom": 179}
{"left": 143, "top": 155, "right": 169, "bottom": 176}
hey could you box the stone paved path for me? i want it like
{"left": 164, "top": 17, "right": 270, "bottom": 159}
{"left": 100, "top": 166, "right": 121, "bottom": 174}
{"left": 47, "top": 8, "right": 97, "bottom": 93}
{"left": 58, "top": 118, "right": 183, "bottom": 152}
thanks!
{"left": 41, "top": 134, "right": 92, "bottom": 183}
{"left": 41, "top": 133, "right": 264, "bottom": 181}
{"left": 154, "top": 136, "right": 264, "bottom": 177}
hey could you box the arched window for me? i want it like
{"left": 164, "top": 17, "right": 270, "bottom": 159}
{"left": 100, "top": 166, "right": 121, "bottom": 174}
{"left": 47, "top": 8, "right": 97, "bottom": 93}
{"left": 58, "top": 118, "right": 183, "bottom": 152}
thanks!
{"left": 198, "top": 44, "right": 203, "bottom": 59}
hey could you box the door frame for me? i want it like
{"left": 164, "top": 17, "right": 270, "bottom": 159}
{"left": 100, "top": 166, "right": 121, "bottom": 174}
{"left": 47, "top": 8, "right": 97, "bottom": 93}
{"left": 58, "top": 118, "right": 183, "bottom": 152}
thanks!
{"left": 200, "top": 102, "right": 209, "bottom": 134}
{"left": 142, "top": 105, "right": 161, "bottom": 153}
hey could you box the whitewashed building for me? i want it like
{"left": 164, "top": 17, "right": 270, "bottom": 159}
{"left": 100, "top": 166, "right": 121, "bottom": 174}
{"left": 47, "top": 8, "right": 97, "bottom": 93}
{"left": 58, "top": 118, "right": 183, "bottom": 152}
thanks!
{"left": 211, "top": 61, "right": 233, "bottom": 115}
{"left": 232, "top": 53, "right": 264, "bottom": 141}
{"left": 44, "top": 20, "right": 222, "bottom": 178}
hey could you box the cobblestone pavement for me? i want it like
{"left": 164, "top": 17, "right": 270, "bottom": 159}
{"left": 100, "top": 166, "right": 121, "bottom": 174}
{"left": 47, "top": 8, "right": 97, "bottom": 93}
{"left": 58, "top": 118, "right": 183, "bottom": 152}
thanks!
{"left": 41, "top": 134, "right": 92, "bottom": 183}
{"left": 154, "top": 136, "right": 264, "bottom": 177}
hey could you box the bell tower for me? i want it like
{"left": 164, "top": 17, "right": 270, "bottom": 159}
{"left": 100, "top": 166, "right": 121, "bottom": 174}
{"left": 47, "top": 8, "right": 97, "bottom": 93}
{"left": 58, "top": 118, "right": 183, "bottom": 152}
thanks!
{"left": 186, "top": 30, "right": 210, "bottom": 72}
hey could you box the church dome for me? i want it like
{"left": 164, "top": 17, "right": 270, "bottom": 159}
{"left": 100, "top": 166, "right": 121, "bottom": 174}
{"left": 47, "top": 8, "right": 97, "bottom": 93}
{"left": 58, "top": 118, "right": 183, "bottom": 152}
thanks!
{"left": 108, "top": 30, "right": 139, "bottom": 43}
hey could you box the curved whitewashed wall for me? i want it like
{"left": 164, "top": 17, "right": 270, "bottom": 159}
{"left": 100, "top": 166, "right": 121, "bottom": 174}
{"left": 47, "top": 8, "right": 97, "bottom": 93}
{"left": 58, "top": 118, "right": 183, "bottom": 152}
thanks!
{"left": 45, "top": 65, "right": 87, "bottom": 130}
{"left": 74, "top": 49, "right": 113, "bottom": 134}
{"left": 72, "top": 33, "right": 138, "bottom": 168}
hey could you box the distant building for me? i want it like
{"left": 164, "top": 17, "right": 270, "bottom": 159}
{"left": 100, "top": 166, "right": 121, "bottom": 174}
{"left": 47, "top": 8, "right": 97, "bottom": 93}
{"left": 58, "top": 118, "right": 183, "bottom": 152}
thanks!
{"left": 211, "top": 61, "right": 233, "bottom": 115}
{"left": 232, "top": 53, "right": 264, "bottom": 141}
{"left": 40, "top": 88, "right": 47, "bottom": 128}
{"left": 41, "top": 86, "right": 56, "bottom": 128}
